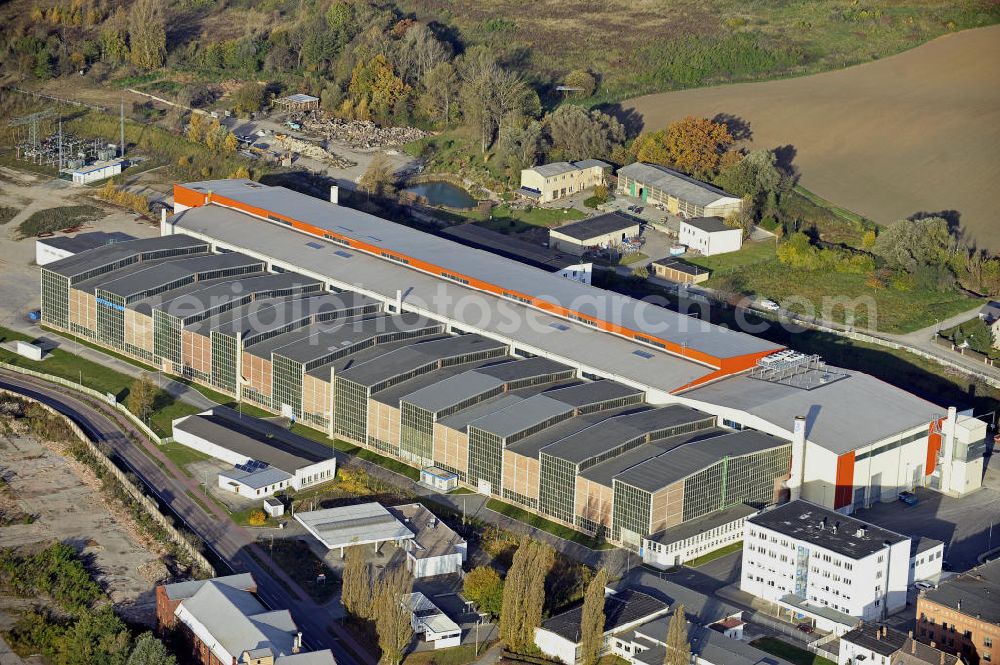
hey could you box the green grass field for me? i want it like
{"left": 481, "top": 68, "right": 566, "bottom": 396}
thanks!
{"left": 750, "top": 638, "right": 836, "bottom": 665}
{"left": 685, "top": 541, "right": 743, "bottom": 567}
{"left": 158, "top": 441, "right": 214, "bottom": 476}
{"left": 485, "top": 499, "right": 614, "bottom": 550}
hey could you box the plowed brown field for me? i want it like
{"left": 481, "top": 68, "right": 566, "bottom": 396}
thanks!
{"left": 621, "top": 26, "right": 1000, "bottom": 248}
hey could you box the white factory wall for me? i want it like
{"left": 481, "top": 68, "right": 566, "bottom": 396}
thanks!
{"left": 910, "top": 543, "right": 944, "bottom": 585}
{"left": 534, "top": 628, "right": 579, "bottom": 665}
{"left": 292, "top": 458, "right": 337, "bottom": 491}
{"left": 641, "top": 514, "right": 749, "bottom": 569}
{"left": 408, "top": 551, "right": 464, "bottom": 579}
{"left": 173, "top": 425, "right": 248, "bottom": 467}
{"left": 35, "top": 242, "right": 75, "bottom": 266}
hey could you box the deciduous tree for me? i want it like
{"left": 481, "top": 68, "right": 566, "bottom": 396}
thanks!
{"left": 126, "top": 376, "right": 157, "bottom": 422}
{"left": 126, "top": 631, "right": 177, "bottom": 665}
{"left": 359, "top": 152, "right": 396, "bottom": 197}
{"left": 634, "top": 116, "right": 733, "bottom": 178}
{"left": 872, "top": 217, "right": 952, "bottom": 272}
{"left": 419, "top": 61, "right": 458, "bottom": 123}
{"left": 463, "top": 566, "right": 504, "bottom": 618}
{"left": 563, "top": 69, "right": 597, "bottom": 98}
{"left": 579, "top": 568, "right": 609, "bottom": 665}
{"left": 127, "top": 0, "right": 166, "bottom": 70}
{"left": 546, "top": 105, "right": 625, "bottom": 162}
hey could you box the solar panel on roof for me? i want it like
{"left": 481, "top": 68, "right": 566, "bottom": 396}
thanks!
{"left": 549, "top": 322, "right": 570, "bottom": 331}
{"left": 306, "top": 242, "right": 323, "bottom": 249}
{"left": 633, "top": 350, "right": 654, "bottom": 359}
{"left": 334, "top": 250, "right": 353, "bottom": 258}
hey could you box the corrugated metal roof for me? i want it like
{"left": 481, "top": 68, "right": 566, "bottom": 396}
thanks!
{"left": 550, "top": 212, "right": 640, "bottom": 241}
{"left": 529, "top": 161, "right": 578, "bottom": 177}
{"left": 45, "top": 234, "right": 208, "bottom": 278}
{"left": 617, "top": 163, "right": 740, "bottom": 207}
{"left": 338, "top": 334, "right": 507, "bottom": 387}
{"left": 97, "top": 252, "right": 264, "bottom": 298}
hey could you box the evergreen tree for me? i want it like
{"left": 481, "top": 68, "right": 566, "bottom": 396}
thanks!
{"left": 126, "top": 632, "right": 177, "bottom": 665}
{"left": 579, "top": 568, "right": 609, "bottom": 665}
{"left": 663, "top": 604, "right": 691, "bottom": 665}
{"left": 521, "top": 542, "right": 554, "bottom": 651}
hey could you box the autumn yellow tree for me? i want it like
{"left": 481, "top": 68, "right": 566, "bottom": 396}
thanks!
{"left": 223, "top": 132, "right": 238, "bottom": 153}
{"left": 634, "top": 116, "right": 733, "bottom": 179}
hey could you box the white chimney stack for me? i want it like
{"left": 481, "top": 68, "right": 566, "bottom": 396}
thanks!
{"left": 940, "top": 406, "right": 957, "bottom": 494}
{"left": 330, "top": 185, "right": 339, "bottom": 205}
{"left": 786, "top": 415, "right": 806, "bottom": 501}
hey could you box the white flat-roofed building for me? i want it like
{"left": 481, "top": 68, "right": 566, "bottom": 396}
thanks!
{"left": 389, "top": 503, "right": 466, "bottom": 578}
{"left": 171, "top": 406, "right": 336, "bottom": 497}
{"left": 678, "top": 217, "right": 742, "bottom": 256}
{"left": 740, "top": 500, "right": 911, "bottom": 634}
{"left": 61, "top": 158, "right": 125, "bottom": 185}
{"left": 642, "top": 503, "right": 758, "bottom": 570}
{"left": 406, "top": 592, "right": 462, "bottom": 649}
{"left": 909, "top": 537, "right": 944, "bottom": 585}
{"left": 35, "top": 231, "right": 134, "bottom": 266}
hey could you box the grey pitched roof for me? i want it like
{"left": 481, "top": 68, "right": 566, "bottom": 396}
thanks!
{"left": 162, "top": 572, "right": 255, "bottom": 600}
{"left": 683, "top": 368, "right": 942, "bottom": 453}
{"left": 748, "top": 500, "right": 908, "bottom": 560}
{"left": 550, "top": 212, "right": 640, "bottom": 241}
{"left": 540, "top": 588, "right": 668, "bottom": 642}
{"left": 617, "top": 163, "right": 739, "bottom": 207}
{"left": 132, "top": 272, "right": 323, "bottom": 318}
{"left": 682, "top": 216, "right": 731, "bottom": 234}
{"left": 36, "top": 231, "right": 134, "bottom": 253}
{"left": 921, "top": 557, "right": 1000, "bottom": 625}
{"left": 632, "top": 617, "right": 795, "bottom": 665}
{"left": 218, "top": 466, "right": 294, "bottom": 489}
{"left": 650, "top": 257, "right": 710, "bottom": 276}
{"left": 614, "top": 568, "right": 741, "bottom": 625}
{"left": 179, "top": 580, "right": 299, "bottom": 658}
{"left": 96, "top": 252, "right": 264, "bottom": 300}
{"left": 530, "top": 161, "right": 577, "bottom": 177}
{"left": 573, "top": 159, "right": 611, "bottom": 170}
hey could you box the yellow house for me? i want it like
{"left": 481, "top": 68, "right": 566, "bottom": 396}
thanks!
{"left": 519, "top": 159, "right": 610, "bottom": 202}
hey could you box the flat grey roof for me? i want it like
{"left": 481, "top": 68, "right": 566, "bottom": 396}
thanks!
{"left": 170, "top": 206, "right": 724, "bottom": 392}
{"left": 633, "top": 617, "right": 795, "bottom": 665}
{"left": 503, "top": 402, "right": 640, "bottom": 458}
{"left": 922, "top": 557, "right": 1000, "bottom": 626}
{"left": 402, "top": 357, "right": 572, "bottom": 413}
{"left": 550, "top": 212, "right": 640, "bottom": 241}
{"left": 682, "top": 216, "right": 731, "bottom": 234}
{"left": 162, "top": 572, "right": 255, "bottom": 601}
{"left": 46, "top": 234, "right": 208, "bottom": 279}
{"left": 172, "top": 406, "right": 334, "bottom": 473}
{"left": 646, "top": 503, "right": 759, "bottom": 547}
{"left": 96, "top": 252, "right": 264, "bottom": 299}
{"left": 295, "top": 503, "right": 414, "bottom": 550}
{"left": 651, "top": 257, "right": 710, "bottom": 276}
{"left": 540, "top": 405, "right": 714, "bottom": 465}
{"left": 436, "top": 393, "right": 526, "bottom": 431}
{"left": 37, "top": 231, "right": 134, "bottom": 253}
{"left": 337, "top": 334, "right": 507, "bottom": 388}
{"left": 249, "top": 312, "right": 438, "bottom": 362}
{"left": 218, "top": 466, "right": 293, "bottom": 490}
{"left": 543, "top": 380, "right": 643, "bottom": 406}
{"left": 171, "top": 185, "right": 778, "bottom": 362}
{"left": 683, "top": 369, "right": 942, "bottom": 452}
{"left": 134, "top": 272, "right": 323, "bottom": 317}
{"left": 748, "top": 500, "right": 909, "bottom": 560}
{"left": 618, "top": 163, "right": 739, "bottom": 207}
{"left": 615, "top": 430, "right": 788, "bottom": 492}
{"left": 573, "top": 159, "right": 611, "bottom": 170}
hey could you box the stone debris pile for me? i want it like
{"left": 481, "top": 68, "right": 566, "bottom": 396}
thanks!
{"left": 296, "top": 111, "right": 428, "bottom": 149}
{"left": 274, "top": 135, "right": 355, "bottom": 169}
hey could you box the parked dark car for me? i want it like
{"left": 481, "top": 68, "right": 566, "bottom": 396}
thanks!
{"left": 898, "top": 491, "right": 918, "bottom": 506}
{"left": 797, "top": 624, "right": 815, "bottom": 634}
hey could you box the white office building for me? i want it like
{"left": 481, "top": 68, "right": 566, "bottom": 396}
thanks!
{"left": 740, "top": 500, "right": 911, "bottom": 634}
{"left": 406, "top": 592, "right": 462, "bottom": 649}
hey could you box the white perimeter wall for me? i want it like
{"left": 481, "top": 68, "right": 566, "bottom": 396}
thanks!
{"left": 535, "top": 628, "right": 578, "bottom": 665}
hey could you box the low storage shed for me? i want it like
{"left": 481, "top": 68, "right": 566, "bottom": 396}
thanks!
{"left": 548, "top": 212, "right": 640, "bottom": 256}
{"left": 171, "top": 406, "right": 336, "bottom": 497}
{"left": 650, "top": 257, "right": 710, "bottom": 284}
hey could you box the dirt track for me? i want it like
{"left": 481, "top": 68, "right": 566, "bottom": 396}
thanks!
{"left": 621, "top": 25, "right": 1000, "bottom": 248}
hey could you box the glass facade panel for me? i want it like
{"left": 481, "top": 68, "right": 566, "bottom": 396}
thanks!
{"left": 95, "top": 291, "right": 125, "bottom": 349}
{"left": 272, "top": 355, "right": 304, "bottom": 419}
{"left": 681, "top": 462, "right": 725, "bottom": 522}
{"left": 40, "top": 270, "right": 69, "bottom": 328}
{"left": 153, "top": 311, "right": 181, "bottom": 365}
{"left": 502, "top": 489, "right": 538, "bottom": 510}
{"left": 400, "top": 403, "right": 434, "bottom": 466}
{"left": 467, "top": 428, "right": 503, "bottom": 494}
{"left": 334, "top": 377, "right": 369, "bottom": 443}
{"left": 612, "top": 481, "right": 651, "bottom": 545}
{"left": 210, "top": 332, "right": 238, "bottom": 393}
{"left": 538, "top": 454, "right": 577, "bottom": 523}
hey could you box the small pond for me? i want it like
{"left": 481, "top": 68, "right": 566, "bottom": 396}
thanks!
{"left": 405, "top": 180, "right": 477, "bottom": 209}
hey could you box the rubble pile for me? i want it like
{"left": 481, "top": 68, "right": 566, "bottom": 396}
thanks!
{"left": 274, "top": 135, "right": 355, "bottom": 169}
{"left": 296, "top": 111, "right": 428, "bottom": 149}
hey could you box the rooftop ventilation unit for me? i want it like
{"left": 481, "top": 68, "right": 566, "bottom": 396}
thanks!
{"left": 748, "top": 351, "right": 848, "bottom": 390}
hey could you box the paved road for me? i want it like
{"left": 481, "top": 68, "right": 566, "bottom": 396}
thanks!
{"left": 0, "top": 370, "right": 375, "bottom": 665}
